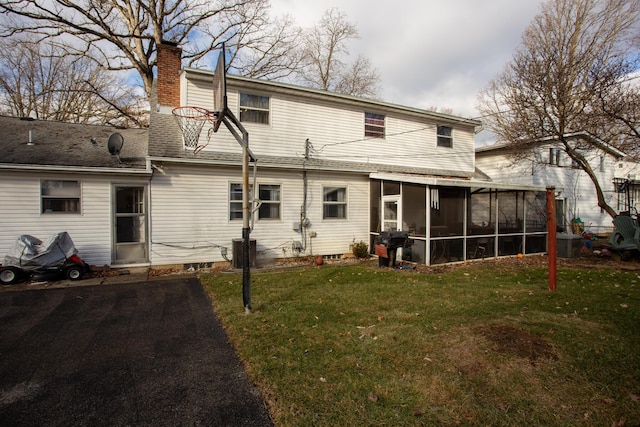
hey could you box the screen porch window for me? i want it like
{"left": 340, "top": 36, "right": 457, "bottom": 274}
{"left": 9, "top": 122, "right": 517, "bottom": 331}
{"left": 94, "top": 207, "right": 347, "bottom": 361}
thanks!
{"left": 365, "top": 112, "right": 385, "bottom": 138}
{"left": 323, "top": 187, "right": 347, "bottom": 219}
{"left": 41, "top": 180, "right": 80, "bottom": 213}
{"left": 437, "top": 125, "right": 453, "bottom": 147}
{"left": 239, "top": 93, "right": 270, "bottom": 124}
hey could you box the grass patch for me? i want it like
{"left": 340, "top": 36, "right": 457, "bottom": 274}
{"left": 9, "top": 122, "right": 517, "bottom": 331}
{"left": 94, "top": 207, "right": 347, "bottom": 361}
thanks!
{"left": 202, "top": 262, "right": 640, "bottom": 426}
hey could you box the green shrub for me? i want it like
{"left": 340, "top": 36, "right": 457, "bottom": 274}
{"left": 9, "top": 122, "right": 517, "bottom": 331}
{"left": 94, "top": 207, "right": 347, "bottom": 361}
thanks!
{"left": 351, "top": 240, "right": 369, "bottom": 258}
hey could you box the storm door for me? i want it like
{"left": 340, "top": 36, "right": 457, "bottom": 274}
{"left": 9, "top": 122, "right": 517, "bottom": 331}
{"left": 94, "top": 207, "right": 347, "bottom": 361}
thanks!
{"left": 113, "top": 185, "right": 148, "bottom": 264}
{"left": 382, "top": 195, "right": 402, "bottom": 232}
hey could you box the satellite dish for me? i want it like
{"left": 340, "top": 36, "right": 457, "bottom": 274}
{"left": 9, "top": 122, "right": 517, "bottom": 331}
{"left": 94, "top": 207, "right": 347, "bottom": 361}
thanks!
{"left": 107, "top": 132, "right": 124, "bottom": 155}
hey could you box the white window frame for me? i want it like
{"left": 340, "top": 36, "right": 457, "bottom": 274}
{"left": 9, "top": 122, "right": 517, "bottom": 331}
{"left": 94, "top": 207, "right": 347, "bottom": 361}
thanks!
{"left": 41, "top": 179, "right": 81, "bottom": 214}
{"left": 230, "top": 183, "right": 281, "bottom": 221}
{"left": 229, "top": 183, "right": 246, "bottom": 221}
{"left": 323, "top": 186, "right": 348, "bottom": 219}
{"left": 549, "top": 148, "right": 561, "bottom": 166}
{"left": 365, "top": 112, "right": 385, "bottom": 138}
{"left": 257, "top": 184, "right": 281, "bottom": 220}
{"left": 437, "top": 125, "right": 453, "bottom": 148}
{"left": 239, "top": 92, "right": 270, "bottom": 124}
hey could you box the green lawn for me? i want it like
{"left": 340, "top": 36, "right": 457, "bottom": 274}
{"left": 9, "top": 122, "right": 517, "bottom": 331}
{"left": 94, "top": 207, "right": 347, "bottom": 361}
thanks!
{"left": 202, "top": 260, "right": 640, "bottom": 426}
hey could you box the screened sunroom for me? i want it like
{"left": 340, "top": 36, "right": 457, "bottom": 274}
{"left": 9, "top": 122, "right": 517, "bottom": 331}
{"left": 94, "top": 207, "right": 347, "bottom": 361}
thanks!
{"left": 369, "top": 176, "right": 548, "bottom": 265}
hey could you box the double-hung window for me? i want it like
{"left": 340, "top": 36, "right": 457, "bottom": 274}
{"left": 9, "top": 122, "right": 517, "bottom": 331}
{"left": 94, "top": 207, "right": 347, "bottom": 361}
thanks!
{"left": 323, "top": 187, "right": 347, "bottom": 219}
{"left": 230, "top": 183, "right": 281, "bottom": 220}
{"left": 258, "top": 184, "right": 281, "bottom": 219}
{"left": 229, "top": 183, "right": 246, "bottom": 221}
{"left": 437, "top": 125, "right": 453, "bottom": 147}
{"left": 239, "top": 93, "right": 270, "bottom": 124}
{"left": 41, "top": 180, "right": 81, "bottom": 213}
{"left": 549, "top": 148, "right": 561, "bottom": 166}
{"left": 365, "top": 112, "right": 385, "bottom": 138}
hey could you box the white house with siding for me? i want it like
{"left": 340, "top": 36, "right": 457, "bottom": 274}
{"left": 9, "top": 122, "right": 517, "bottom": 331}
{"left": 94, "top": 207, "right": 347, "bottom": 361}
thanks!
{"left": 475, "top": 133, "right": 626, "bottom": 235}
{"left": 148, "top": 43, "right": 548, "bottom": 267}
{"left": 0, "top": 116, "right": 150, "bottom": 267}
{"left": 0, "top": 42, "right": 552, "bottom": 271}
{"left": 613, "top": 158, "right": 640, "bottom": 215}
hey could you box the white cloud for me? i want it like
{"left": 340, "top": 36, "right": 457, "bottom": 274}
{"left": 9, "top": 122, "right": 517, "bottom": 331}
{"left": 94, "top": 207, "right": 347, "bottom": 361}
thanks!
{"left": 269, "top": 0, "right": 544, "bottom": 119}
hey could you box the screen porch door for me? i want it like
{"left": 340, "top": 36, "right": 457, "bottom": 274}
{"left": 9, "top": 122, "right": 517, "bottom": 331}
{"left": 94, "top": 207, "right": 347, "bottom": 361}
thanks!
{"left": 382, "top": 195, "right": 402, "bottom": 232}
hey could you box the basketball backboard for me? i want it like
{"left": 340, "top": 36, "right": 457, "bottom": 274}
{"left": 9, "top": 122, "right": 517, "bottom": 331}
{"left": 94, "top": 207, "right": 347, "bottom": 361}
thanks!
{"left": 212, "top": 43, "right": 227, "bottom": 132}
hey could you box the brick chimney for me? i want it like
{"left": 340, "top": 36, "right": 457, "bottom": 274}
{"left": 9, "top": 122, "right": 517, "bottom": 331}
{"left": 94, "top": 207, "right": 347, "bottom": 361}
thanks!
{"left": 157, "top": 41, "right": 182, "bottom": 108}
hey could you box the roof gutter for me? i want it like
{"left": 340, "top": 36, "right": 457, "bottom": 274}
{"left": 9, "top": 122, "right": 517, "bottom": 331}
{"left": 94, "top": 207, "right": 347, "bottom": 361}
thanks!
{"left": 147, "top": 156, "right": 378, "bottom": 174}
{"left": 0, "top": 163, "right": 152, "bottom": 175}
{"left": 370, "top": 171, "right": 547, "bottom": 192}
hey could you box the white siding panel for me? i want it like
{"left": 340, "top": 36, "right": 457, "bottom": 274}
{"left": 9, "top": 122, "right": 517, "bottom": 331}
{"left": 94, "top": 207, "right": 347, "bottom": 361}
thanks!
{"left": 303, "top": 172, "right": 370, "bottom": 256}
{"left": 150, "top": 168, "right": 226, "bottom": 264}
{"left": 185, "top": 78, "right": 215, "bottom": 111}
{"left": 149, "top": 165, "right": 370, "bottom": 265}
{"left": 185, "top": 80, "right": 477, "bottom": 175}
{"left": 476, "top": 153, "right": 535, "bottom": 186}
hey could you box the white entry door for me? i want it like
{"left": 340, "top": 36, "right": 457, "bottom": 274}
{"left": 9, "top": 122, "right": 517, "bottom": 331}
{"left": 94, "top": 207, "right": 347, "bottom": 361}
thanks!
{"left": 382, "top": 195, "right": 402, "bottom": 232}
{"left": 113, "top": 185, "right": 148, "bottom": 264}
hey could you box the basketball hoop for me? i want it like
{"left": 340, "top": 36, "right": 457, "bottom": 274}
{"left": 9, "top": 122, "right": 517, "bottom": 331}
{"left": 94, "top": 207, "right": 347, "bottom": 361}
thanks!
{"left": 172, "top": 106, "right": 216, "bottom": 153}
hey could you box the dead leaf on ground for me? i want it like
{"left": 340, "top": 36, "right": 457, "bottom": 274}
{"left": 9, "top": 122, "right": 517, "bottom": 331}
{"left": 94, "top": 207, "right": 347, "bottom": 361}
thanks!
{"left": 612, "top": 417, "right": 626, "bottom": 427}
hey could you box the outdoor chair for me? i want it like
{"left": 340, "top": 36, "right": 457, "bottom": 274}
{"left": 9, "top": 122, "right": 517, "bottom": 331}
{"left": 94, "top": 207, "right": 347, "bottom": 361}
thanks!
{"left": 608, "top": 215, "right": 640, "bottom": 252}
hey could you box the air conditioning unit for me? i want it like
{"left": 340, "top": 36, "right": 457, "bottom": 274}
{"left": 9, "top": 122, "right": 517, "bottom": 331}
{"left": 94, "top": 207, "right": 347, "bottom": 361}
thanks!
{"left": 232, "top": 238, "right": 257, "bottom": 269}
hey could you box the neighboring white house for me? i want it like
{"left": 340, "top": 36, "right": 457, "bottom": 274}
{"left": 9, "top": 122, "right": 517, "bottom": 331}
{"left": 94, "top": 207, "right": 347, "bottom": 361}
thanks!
{"left": 612, "top": 158, "right": 640, "bottom": 215}
{"left": 0, "top": 116, "right": 150, "bottom": 267}
{"left": 475, "top": 133, "right": 626, "bottom": 235}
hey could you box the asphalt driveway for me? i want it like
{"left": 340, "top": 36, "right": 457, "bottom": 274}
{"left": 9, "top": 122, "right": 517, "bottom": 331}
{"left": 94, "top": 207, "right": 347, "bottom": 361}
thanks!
{"left": 0, "top": 277, "right": 273, "bottom": 426}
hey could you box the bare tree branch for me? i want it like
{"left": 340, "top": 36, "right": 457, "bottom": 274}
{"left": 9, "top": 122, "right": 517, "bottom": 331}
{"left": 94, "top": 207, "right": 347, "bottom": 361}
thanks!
{"left": 478, "top": 0, "right": 640, "bottom": 218}
{"left": 0, "top": 0, "right": 296, "bottom": 97}
{"left": 296, "top": 8, "right": 380, "bottom": 98}
{"left": 0, "top": 36, "right": 146, "bottom": 126}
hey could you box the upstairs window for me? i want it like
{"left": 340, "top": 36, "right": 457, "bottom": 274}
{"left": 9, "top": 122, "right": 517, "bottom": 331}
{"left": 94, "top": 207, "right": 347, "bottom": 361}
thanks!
{"left": 240, "top": 93, "right": 270, "bottom": 124}
{"left": 41, "top": 180, "right": 80, "bottom": 213}
{"left": 549, "top": 148, "right": 561, "bottom": 166}
{"left": 365, "top": 112, "right": 385, "bottom": 138}
{"left": 437, "top": 125, "right": 453, "bottom": 147}
{"left": 323, "top": 187, "right": 347, "bottom": 219}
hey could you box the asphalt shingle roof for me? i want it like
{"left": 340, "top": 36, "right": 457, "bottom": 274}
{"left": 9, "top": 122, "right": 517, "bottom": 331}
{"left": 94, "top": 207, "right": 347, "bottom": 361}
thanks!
{"left": 0, "top": 115, "right": 148, "bottom": 170}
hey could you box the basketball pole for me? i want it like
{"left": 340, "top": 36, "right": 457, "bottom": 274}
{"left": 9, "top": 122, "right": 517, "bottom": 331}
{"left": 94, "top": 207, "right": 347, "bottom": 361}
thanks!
{"left": 242, "top": 142, "right": 252, "bottom": 314}
{"left": 219, "top": 111, "right": 255, "bottom": 314}
{"left": 208, "top": 42, "right": 253, "bottom": 314}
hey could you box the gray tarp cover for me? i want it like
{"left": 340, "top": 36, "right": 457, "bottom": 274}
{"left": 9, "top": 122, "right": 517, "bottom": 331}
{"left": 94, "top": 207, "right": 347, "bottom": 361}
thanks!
{"left": 3, "top": 232, "right": 78, "bottom": 270}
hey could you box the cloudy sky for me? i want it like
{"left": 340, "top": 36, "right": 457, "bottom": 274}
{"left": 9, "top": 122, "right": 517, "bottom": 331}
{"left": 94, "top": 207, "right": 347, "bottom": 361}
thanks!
{"left": 269, "top": 0, "right": 545, "bottom": 138}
